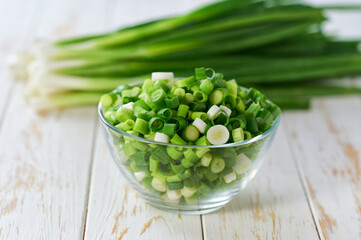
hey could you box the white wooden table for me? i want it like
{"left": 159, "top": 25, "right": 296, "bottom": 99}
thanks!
{"left": 0, "top": 0, "right": 360, "bottom": 239}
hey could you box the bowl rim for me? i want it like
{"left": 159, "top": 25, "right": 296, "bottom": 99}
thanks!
{"left": 98, "top": 101, "right": 280, "bottom": 149}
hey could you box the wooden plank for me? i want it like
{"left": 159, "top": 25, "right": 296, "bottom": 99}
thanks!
{"left": 83, "top": 127, "right": 203, "bottom": 240}
{"left": 0, "top": 0, "right": 109, "bottom": 239}
{"left": 202, "top": 122, "right": 319, "bottom": 240}
{"left": 283, "top": 97, "right": 361, "bottom": 240}
{"left": 0, "top": 0, "right": 44, "bottom": 125}
{"left": 283, "top": 1, "right": 361, "bottom": 238}
{"left": 83, "top": 1, "right": 209, "bottom": 239}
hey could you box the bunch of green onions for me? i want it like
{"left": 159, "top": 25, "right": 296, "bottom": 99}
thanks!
{"left": 8, "top": 0, "right": 361, "bottom": 112}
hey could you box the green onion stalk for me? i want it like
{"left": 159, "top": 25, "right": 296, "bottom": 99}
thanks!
{"left": 8, "top": 0, "right": 361, "bottom": 112}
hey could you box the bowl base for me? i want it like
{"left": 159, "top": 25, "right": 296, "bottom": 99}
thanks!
{"left": 146, "top": 199, "right": 231, "bottom": 215}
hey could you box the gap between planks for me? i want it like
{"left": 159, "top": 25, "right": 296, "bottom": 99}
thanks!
{"left": 82, "top": 118, "right": 99, "bottom": 240}
{"left": 283, "top": 119, "right": 322, "bottom": 240}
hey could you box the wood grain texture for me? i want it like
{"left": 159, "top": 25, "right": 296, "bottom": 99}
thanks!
{"left": 0, "top": 0, "right": 360, "bottom": 239}
{"left": 202, "top": 123, "right": 320, "bottom": 240}
{"left": 0, "top": 0, "right": 43, "bottom": 126}
{"left": 83, "top": 1, "right": 213, "bottom": 239}
{"left": 0, "top": 0, "right": 107, "bottom": 239}
{"left": 83, "top": 128, "right": 203, "bottom": 240}
{"left": 283, "top": 97, "right": 361, "bottom": 240}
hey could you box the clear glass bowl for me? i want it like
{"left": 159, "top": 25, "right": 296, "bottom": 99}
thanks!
{"left": 98, "top": 102, "right": 280, "bottom": 215}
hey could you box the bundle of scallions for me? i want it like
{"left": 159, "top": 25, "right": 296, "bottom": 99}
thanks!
{"left": 8, "top": 0, "right": 361, "bottom": 112}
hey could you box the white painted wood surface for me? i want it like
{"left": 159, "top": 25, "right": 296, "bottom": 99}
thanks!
{"left": 0, "top": 0, "right": 360, "bottom": 240}
{"left": 283, "top": 97, "right": 361, "bottom": 240}
{"left": 83, "top": 127, "right": 203, "bottom": 240}
{"left": 201, "top": 124, "right": 320, "bottom": 240}
{"left": 0, "top": 0, "right": 107, "bottom": 239}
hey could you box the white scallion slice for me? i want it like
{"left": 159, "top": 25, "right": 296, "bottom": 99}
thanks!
{"left": 134, "top": 171, "right": 146, "bottom": 182}
{"left": 233, "top": 154, "right": 252, "bottom": 174}
{"left": 167, "top": 190, "right": 182, "bottom": 200}
{"left": 220, "top": 105, "right": 232, "bottom": 117}
{"left": 207, "top": 105, "right": 220, "bottom": 120}
{"left": 152, "top": 72, "right": 174, "bottom": 87}
{"left": 200, "top": 152, "right": 212, "bottom": 167}
{"left": 192, "top": 118, "right": 207, "bottom": 133}
{"left": 152, "top": 72, "right": 174, "bottom": 81}
{"left": 154, "top": 132, "right": 169, "bottom": 143}
{"left": 118, "top": 150, "right": 129, "bottom": 162}
{"left": 206, "top": 125, "right": 229, "bottom": 145}
{"left": 151, "top": 177, "right": 167, "bottom": 192}
{"left": 122, "top": 102, "right": 134, "bottom": 111}
{"left": 180, "top": 186, "right": 197, "bottom": 198}
{"left": 223, "top": 171, "right": 236, "bottom": 183}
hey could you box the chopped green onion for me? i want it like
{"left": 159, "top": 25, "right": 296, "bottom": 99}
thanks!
{"left": 184, "top": 93, "right": 194, "bottom": 104}
{"left": 192, "top": 118, "right": 207, "bottom": 133}
{"left": 204, "top": 171, "right": 218, "bottom": 182}
{"left": 116, "top": 119, "right": 135, "bottom": 131}
{"left": 166, "top": 146, "right": 183, "bottom": 160}
{"left": 222, "top": 95, "right": 237, "bottom": 109}
{"left": 149, "top": 156, "right": 160, "bottom": 172}
{"left": 99, "top": 67, "right": 281, "bottom": 202}
{"left": 211, "top": 109, "right": 229, "bottom": 126}
{"left": 195, "top": 136, "right": 210, "bottom": 146}
{"left": 149, "top": 117, "right": 165, "bottom": 131}
{"left": 167, "top": 174, "right": 182, "bottom": 183}
{"left": 184, "top": 149, "right": 199, "bottom": 163}
{"left": 165, "top": 95, "right": 180, "bottom": 109}
{"left": 174, "top": 88, "right": 186, "bottom": 99}
{"left": 182, "top": 125, "right": 200, "bottom": 142}
{"left": 207, "top": 125, "right": 229, "bottom": 145}
{"left": 133, "top": 118, "right": 149, "bottom": 135}
{"left": 193, "top": 90, "right": 208, "bottom": 103}
{"left": 211, "top": 73, "right": 226, "bottom": 88}
{"left": 134, "top": 106, "right": 149, "bottom": 120}
{"left": 168, "top": 182, "right": 183, "bottom": 191}
{"left": 207, "top": 105, "right": 220, "bottom": 120}
{"left": 195, "top": 67, "right": 207, "bottom": 81}
{"left": 162, "top": 123, "right": 177, "bottom": 136}
{"left": 171, "top": 162, "right": 185, "bottom": 174}
{"left": 154, "top": 132, "right": 170, "bottom": 143}
{"left": 177, "top": 104, "right": 189, "bottom": 118}
{"left": 100, "top": 93, "right": 117, "bottom": 107}
{"left": 191, "top": 112, "right": 208, "bottom": 121}
{"left": 181, "top": 186, "right": 197, "bottom": 198}
{"left": 157, "top": 108, "right": 172, "bottom": 119}
{"left": 229, "top": 116, "right": 246, "bottom": 129}
{"left": 245, "top": 112, "right": 259, "bottom": 133}
{"left": 210, "top": 156, "right": 225, "bottom": 173}
{"left": 200, "top": 79, "right": 214, "bottom": 95}
{"left": 151, "top": 147, "right": 171, "bottom": 164}
{"left": 181, "top": 158, "right": 194, "bottom": 168}
{"left": 151, "top": 88, "right": 167, "bottom": 107}
{"left": 151, "top": 177, "right": 167, "bottom": 192}
{"left": 244, "top": 130, "right": 252, "bottom": 140}
{"left": 190, "top": 102, "right": 206, "bottom": 112}
{"left": 104, "top": 111, "right": 117, "bottom": 125}
{"left": 170, "top": 133, "right": 187, "bottom": 145}
{"left": 246, "top": 102, "right": 261, "bottom": 117}
{"left": 134, "top": 99, "right": 150, "bottom": 111}
{"left": 226, "top": 80, "right": 238, "bottom": 98}
{"left": 236, "top": 97, "right": 246, "bottom": 112}
{"left": 175, "top": 76, "right": 196, "bottom": 88}
{"left": 257, "top": 108, "right": 274, "bottom": 131}
{"left": 195, "top": 148, "right": 209, "bottom": 158}
{"left": 201, "top": 152, "right": 212, "bottom": 167}
{"left": 232, "top": 127, "right": 244, "bottom": 142}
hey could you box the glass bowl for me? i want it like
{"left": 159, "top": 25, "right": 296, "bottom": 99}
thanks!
{"left": 98, "top": 102, "right": 280, "bottom": 215}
